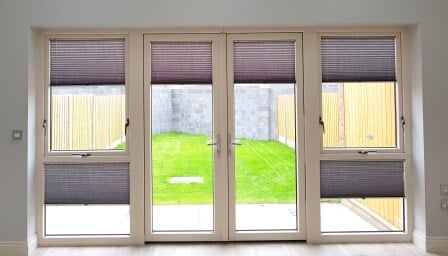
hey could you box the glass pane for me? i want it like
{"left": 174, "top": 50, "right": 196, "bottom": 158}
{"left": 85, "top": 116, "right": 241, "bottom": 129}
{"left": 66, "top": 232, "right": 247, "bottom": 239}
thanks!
{"left": 234, "top": 84, "right": 297, "bottom": 231}
{"left": 151, "top": 85, "right": 214, "bottom": 232}
{"left": 321, "top": 198, "right": 404, "bottom": 232}
{"left": 322, "top": 82, "right": 396, "bottom": 149}
{"left": 50, "top": 85, "right": 126, "bottom": 151}
{"left": 45, "top": 205, "right": 130, "bottom": 235}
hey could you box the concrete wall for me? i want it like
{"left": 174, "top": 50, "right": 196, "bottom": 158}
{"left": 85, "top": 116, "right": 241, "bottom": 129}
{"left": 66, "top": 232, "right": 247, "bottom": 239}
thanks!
{"left": 151, "top": 86, "right": 213, "bottom": 135}
{"left": 173, "top": 87, "right": 213, "bottom": 136}
{"left": 234, "top": 86, "right": 270, "bottom": 139}
{"left": 151, "top": 87, "right": 173, "bottom": 134}
{"left": 0, "top": 0, "right": 448, "bottom": 251}
{"left": 152, "top": 85, "right": 294, "bottom": 140}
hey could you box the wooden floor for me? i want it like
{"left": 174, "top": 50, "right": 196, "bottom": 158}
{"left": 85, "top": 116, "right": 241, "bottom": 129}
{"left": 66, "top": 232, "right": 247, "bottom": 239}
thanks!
{"left": 32, "top": 242, "right": 445, "bottom": 256}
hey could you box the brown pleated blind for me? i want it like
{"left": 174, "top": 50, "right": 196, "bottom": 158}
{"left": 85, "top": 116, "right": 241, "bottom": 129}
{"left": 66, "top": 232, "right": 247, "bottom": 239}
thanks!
{"left": 233, "top": 40, "right": 296, "bottom": 84}
{"left": 50, "top": 39, "right": 125, "bottom": 86}
{"left": 320, "top": 160, "right": 404, "bottom": 198}
{"left": 150, "top": 41, "right": 212, "bottom": 84}
{"left": 321, "top": 36, "right": 396, "bottom": 83}
{"left": 45, "top": 163, "right": 130, "bottom": 204}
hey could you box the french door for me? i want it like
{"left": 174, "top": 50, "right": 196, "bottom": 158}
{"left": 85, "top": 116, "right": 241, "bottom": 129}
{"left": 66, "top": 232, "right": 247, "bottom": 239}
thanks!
{"left": 144, "top": 33, "right": 305, "bottom": 241}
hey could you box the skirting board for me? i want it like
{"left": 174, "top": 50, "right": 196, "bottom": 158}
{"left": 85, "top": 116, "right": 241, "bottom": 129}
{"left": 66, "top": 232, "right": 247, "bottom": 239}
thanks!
{"left": 28, "top": 235, "right": 37, "bottom": 255}
{"left": 413, "top": 230, "right": 448, "bottom": 254}
{"left": 0, "top": 235, "right": 37, "bottom": 256}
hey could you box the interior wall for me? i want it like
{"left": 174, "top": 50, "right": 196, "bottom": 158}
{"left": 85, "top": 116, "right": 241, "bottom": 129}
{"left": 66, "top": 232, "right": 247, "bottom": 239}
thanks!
{"left": 0, "top": 0, "right": 448, "bottom": 243}
{"left": 27, "top": 29, "right": 41, "bottom": 242}
{"left": 408, "top": 25, "right": 426, "bottom": 235}
{"left": 419, "top": 19, "right": 448, "bottom": 237}
{"left": 0, "top": 5, "right": 30, "bottom": 242}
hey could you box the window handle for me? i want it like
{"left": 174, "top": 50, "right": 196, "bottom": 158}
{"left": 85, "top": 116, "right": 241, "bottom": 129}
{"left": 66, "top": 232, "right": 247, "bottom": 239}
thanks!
{"left": 401, "top": 116, "right": 406, "bottom": 132}
{"left": 72, "top": 153, "right": 91, "bottom": 157}
{"left": 319, "top": 116, "right": 325, "bottom": 133}
{"left": 42, "top": 119, "right": 47, "bottom": 136}
{"left": 357, "top": 150, "right": 377, "bottom": 155}
{"left": 124, "top": 118, "right": 130, "bottom": 135}
{"left": 207, "top": 134, "right": 221, "bottom": 154}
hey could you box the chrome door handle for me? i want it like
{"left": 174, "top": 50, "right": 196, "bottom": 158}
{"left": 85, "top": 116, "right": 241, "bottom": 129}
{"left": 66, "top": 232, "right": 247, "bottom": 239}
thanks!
{"left": 207, "top": 134, "right": 221, "bottom": 153}
{"left": 228, "top": 134, "right": 242, "bottom": 154}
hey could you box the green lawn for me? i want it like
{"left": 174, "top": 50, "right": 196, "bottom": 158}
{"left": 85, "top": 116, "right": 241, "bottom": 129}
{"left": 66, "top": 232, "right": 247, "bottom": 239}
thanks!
{"left": 119, "top": 132, "right": 297, "bottom": 204}
{"left": 234, "top": 138, "right": 297, "bottom": 204}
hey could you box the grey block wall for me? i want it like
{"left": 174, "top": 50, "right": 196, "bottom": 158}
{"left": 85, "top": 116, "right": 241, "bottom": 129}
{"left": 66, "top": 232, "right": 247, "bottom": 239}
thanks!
{"left": 174, "top": 87, "right": 213, "bottom": 135}
{"left": 151, "top": 85, "right": 294, "bottom": 140}
{"left": 234, "top": 86, "right": 270, "bottom": 140}
{"left": 151, "top": 87, "right": 173, "bottom": 134}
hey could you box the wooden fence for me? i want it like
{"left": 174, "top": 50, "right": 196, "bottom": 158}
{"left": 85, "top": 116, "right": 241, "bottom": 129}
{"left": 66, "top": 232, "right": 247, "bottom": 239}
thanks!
{"left": 276, "top": 95, "right": 296, "bottom": 147}
{"left": 356, "top": 198, "right": 403, "bottom": 230}
{"left": 51, "top": 95, "right": 126, "bottom": 151}
{"left": 323, "top": 82, "right": 396, "bottom": 148}
{"left": 276, "top": 82, "right": 396, "bottom": 148}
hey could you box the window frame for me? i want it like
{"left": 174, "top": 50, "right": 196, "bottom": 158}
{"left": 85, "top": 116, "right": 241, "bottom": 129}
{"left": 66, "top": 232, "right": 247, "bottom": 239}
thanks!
{"left": 38, "top": 33, "right": 141, "bottom": 245}
{"left": 318, "top": 32, "right": 405, "bottom": 155}
{"left": 313, "top": 32, "right": 410, "bottom": 240}
{"left": 43, "top": 34, "right": 130, "bottom": 158}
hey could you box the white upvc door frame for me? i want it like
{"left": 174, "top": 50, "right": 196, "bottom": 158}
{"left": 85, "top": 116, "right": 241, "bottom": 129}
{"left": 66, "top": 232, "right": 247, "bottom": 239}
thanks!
{"left": 226, "top": 32, "right": 306, "bottom": 241}
{"left": 143, "top": 33, "right": 228, "bottom": 242}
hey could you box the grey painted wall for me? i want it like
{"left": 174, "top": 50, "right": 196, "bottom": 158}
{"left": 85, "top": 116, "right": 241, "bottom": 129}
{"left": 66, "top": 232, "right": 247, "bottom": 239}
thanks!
{"left": 0, "top": 0, "right": 447, "bottom": 244}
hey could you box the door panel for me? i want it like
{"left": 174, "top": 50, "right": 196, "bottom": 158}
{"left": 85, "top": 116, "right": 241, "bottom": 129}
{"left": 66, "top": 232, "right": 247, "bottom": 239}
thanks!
{"left": 227, "top": 33, "right": 305, "bottom": 240}
{"left": 144, "top": 34, "right": 227, "bottom": 241}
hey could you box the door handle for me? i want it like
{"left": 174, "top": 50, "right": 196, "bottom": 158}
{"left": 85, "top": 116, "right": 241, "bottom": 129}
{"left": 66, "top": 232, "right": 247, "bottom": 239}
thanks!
{"left": 228, "top": 134, "right": 242, "bottom": 154}
{"left": 207, "top": 134, "right": 221, "bottom": 153}
{"left": 231, "top": 140, "right": 242, "bottom": 146}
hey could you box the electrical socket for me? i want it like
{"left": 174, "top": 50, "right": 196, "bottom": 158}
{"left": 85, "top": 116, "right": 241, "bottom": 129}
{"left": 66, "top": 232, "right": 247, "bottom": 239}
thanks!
{"left": 441, "top": 184, "right": 448, "bottom": 195}
{"left": 442, "top": 199, "right": 448, "bottom": 209}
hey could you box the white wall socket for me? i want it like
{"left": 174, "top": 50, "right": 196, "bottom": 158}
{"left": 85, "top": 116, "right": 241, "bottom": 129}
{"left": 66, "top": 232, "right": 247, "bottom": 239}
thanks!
{"left": 442, "top": 199, "right": 448, "bottom": 209}
{"left": 441, "top": 184, "right": 448, "bottom": 195}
